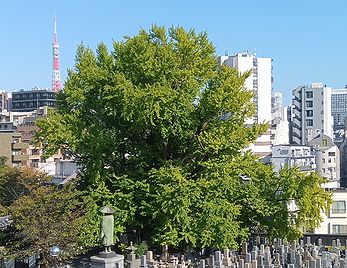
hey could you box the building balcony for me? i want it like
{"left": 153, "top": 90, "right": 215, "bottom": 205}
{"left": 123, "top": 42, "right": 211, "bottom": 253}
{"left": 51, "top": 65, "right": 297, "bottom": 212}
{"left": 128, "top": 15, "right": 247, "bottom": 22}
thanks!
{"left": 12, "top": 142, "right": 29, "bottom": 150}
{"left": 300, "top": 165, "right": 315, "bottom": 172}
{"left": 12, "top": 154, "right": 29, "bottom": 162}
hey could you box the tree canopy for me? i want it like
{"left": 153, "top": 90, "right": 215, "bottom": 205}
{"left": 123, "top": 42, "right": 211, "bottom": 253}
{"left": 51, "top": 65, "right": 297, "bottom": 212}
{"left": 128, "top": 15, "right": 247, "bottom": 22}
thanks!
{"left": 0, "top": 166, "right": 98, "bottom": 267}
{"left": 35, "top": 25, "right": 332, "bottom": 250}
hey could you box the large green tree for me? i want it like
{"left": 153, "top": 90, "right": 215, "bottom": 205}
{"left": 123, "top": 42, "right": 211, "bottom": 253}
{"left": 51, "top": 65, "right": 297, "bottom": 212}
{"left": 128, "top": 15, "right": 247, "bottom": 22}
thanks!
{"left": 35, "top": 26, "right": 331, "bottom": 249}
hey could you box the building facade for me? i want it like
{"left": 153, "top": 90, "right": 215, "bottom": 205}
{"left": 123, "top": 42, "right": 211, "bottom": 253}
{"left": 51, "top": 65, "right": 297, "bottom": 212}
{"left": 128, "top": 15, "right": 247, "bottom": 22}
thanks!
{"left": 0, "top": 90, "right": 11, "bottom": 112}
{"left": 331, "top": 87, "right": 347, "bottom": 132}
{"left": 219, "top": 52, "right": 272, "bottom": 157}
{"left": 270, "top": 92, "right": 289, "bottom": 145}
{"left": 291, "top": 83, "right": 333, "bottom": 145}
{"left": 308, "top": 134, "right": 340, "bottom": 188}
{"left": 270, "top": 107, "right": 290, "bottom": 146}
{"left": 0, "top": 132, "right": 29, "bottom": 167}
{"left": 11, "top": 88, "right": 57, "bottom": 112}
{"left": 271, "top": 144, "right": 316, "bottom": 173}
{"left": 314, "top": 189, "right": 347, "bottom": 235}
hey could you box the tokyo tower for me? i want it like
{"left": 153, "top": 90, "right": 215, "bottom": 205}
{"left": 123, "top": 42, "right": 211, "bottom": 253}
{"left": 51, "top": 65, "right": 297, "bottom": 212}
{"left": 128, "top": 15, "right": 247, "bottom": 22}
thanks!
{"left": 52, "top": 16, "right": 61, "bottom": 91}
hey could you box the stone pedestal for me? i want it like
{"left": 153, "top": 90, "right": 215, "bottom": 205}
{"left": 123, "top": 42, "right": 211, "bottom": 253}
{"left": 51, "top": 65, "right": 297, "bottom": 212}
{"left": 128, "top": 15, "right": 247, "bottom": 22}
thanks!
{"left": 91, "top": 253, "right": 124, "bottom": 268}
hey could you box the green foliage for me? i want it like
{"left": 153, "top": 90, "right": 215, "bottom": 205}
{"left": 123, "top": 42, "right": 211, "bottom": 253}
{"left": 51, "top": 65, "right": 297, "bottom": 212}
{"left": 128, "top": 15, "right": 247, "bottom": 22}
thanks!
{"left": 0, "top": 167, "right": 98, "bottom": 266}
{"left": 35, "top": 25, "right": 331, "bottom": 249}
{"left": 0, "top": 166, "right": 50, "bottom": 206}
{"left": 135, "top": 242, "right": 148, "bottom": 258}
{"left": 0, "top": 156, "right": 7, "bottom": 168}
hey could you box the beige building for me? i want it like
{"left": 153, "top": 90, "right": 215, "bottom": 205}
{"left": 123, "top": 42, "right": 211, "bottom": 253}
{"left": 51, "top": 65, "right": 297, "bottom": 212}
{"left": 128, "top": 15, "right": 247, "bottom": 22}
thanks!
{"left": 0, "top": 107, "right": 62, "bottom": 169}
{"left": 0, "top": 90, "right": 11, "bottom": 112}
{"left": 0, "top": 132, "right": 29, "bottom": 167}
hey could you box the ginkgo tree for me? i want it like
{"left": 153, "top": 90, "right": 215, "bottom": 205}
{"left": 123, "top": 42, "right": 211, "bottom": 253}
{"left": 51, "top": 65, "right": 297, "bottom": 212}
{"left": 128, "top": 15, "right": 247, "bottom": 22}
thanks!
{"left": 35, "top": 25, "right": 331, "bottom": 250}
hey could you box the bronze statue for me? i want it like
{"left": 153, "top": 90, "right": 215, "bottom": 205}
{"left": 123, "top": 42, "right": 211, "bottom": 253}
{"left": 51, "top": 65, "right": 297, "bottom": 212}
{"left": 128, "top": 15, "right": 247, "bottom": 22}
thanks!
{"left": 99, "top": 206, "right": 115, "bottom": 253}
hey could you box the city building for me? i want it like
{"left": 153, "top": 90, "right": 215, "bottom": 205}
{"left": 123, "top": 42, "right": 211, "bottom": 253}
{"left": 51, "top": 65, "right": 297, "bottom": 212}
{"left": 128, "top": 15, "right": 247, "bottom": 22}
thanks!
{"left": 314, "top": 188, "right": 347, "bottom": 234}
{"left": 271, "top": 92, "right": 283, "bottom": 117}
{"left": 37, "top": 159, "right": 80, "bottom": 179}
{"left": 308, "top": 134, "right": 340, "bottom": 188}
{"left": 291, "top": 83, "right": 333, "bottom": 145}
{"left": 339, "top": 118, "right": 347, "bottom": 188}
{"left": 0, "top": 107, "right": 64, "bottom": 170}
{"left": 0, "top": 111, "right": 35, "bottom": 133}
{"left": 15, "top": 107, "right": 50, "bottom": 168}
{"left": 331, "top": 87, "right": 347, "bottom": 131}
{"left": 11, "top": 88, "right": 57, "bottom": 112}
{"left": 0, "top": 90, "right": 11, "bottom": 112}
{"left": 0, "top": 132, "right": 29, "bottom": 167}
{"left": 270, "top": 106, "right": 290, "bottom": 146}
{"left": 270, "top": 92, "right": 290, "bottom": 145}
{"left": 219, "top": 52, "right": 272, "bottom": 157}
{"left": 271, "top": 144, "right": 316, "bottom": 173}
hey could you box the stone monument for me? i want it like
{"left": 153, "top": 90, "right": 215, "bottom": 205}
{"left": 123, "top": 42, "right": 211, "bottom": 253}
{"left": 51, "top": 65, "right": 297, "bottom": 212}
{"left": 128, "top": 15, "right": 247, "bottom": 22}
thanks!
{"left": 90, "top": 206, "right": 124, "bottom": 268}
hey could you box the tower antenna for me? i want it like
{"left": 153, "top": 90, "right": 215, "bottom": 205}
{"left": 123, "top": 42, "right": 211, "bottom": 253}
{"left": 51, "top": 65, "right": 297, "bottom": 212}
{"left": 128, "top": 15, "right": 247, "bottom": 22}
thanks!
{"left": 52, "top": 15, "right": 61, "bottom": 91}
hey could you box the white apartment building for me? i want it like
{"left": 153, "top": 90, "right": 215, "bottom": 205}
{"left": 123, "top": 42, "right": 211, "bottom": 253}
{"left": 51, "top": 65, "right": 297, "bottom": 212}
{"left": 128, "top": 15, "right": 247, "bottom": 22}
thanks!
{"left": 270, "top": 92, "right": 290, "bottom": 145}
{"left": 271, "top": 92, "right": 283, "bottom": 117}
{"left": 314, "top": 189, "right": 347, "bottom": 235}
{"left": 271, "top": 144, "right": 316, "bottom": 173}
{"left": 291, "top": 83, "right": 333, "bottom": 145}
{"left": 270, "top": 106, "right": 290, "bottom": 146}
{"left": 37, "top": 159, "right": 80, "bottom": 177}
{"left": 308, "top": 134, "right": 340, "bottom": 188}
{"left": 219, "top": 52, "right": 272, "bottom": 157}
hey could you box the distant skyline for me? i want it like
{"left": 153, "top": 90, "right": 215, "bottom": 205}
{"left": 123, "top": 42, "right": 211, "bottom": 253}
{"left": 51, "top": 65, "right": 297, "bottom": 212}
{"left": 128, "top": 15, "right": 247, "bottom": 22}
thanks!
{"left": 0, "top": 1, "right": 346, "bottom": 105}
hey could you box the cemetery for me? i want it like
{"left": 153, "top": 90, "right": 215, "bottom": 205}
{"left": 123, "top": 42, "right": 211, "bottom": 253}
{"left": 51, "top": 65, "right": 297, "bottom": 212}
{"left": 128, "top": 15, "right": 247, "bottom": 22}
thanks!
{"left": 3, "top": 232, "right": 347, "bottom": 268}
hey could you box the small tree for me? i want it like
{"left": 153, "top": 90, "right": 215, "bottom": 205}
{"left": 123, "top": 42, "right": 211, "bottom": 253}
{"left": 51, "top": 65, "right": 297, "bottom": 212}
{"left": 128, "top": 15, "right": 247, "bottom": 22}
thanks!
{"left": 0, "top": 167, "right": 99, "bottom": 267}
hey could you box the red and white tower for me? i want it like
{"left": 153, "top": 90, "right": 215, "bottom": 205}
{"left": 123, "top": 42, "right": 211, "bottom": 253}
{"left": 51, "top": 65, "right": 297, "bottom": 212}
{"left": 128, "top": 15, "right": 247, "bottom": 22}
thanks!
{"left": 52, "top": 16, "right": 61, "bottom": 91}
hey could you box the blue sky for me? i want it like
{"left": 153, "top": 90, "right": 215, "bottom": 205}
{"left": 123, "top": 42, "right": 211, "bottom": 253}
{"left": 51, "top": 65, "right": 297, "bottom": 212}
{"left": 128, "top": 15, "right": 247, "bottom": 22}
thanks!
{"left": 0, "top": 1, "right": 346, "bottom": 104}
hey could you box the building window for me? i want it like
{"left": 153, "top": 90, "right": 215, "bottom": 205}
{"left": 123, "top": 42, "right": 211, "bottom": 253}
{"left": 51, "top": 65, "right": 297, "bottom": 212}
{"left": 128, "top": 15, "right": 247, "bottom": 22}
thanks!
{"left": 328, "top": 152, "right": 335, "bottom": 156}
{"left": 322, "top": 168, "right": 325, "bottom": 173}
{"left": 322, "top": 158, "right": 325, "bottom": 163}
{"left": 306, "top": 101, "right": 313, "bottom": 108}
{"left": 306, "top": 119, "right": 313, "bottom": 126}
{"left": 328, "top": 158, "right": 332, "bottom": 163}
{"left": 332, "top": 201, "right": 346, "bottom": 214}
{"left": 280, "top": 149, "right": 289, "bottom": 155}
{"left": 306, "top": 91, "right": 313, "bottom": 98}
{"left": 321, "top": 139, "right": 328, "bottom": 147}
{"left": 306, "top": 110, "right": 313, "bottom": 117}
{"left": 332, "top": 225, "right": 347, "bottom": 234}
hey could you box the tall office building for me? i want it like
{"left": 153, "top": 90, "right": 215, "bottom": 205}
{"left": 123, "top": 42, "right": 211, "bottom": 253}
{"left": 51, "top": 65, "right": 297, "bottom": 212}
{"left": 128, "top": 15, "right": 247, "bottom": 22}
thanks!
{"left": 219, "top": 52, "right": 272, "bottom": 156}
{"left": 291, "top": 83, "right": 333, "bottom": 145}
{"left": 11, "top": 88, "right": 57, "bottom": 112}
{"left": 331, "top": 87, "right": 347, "bottom": 131}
